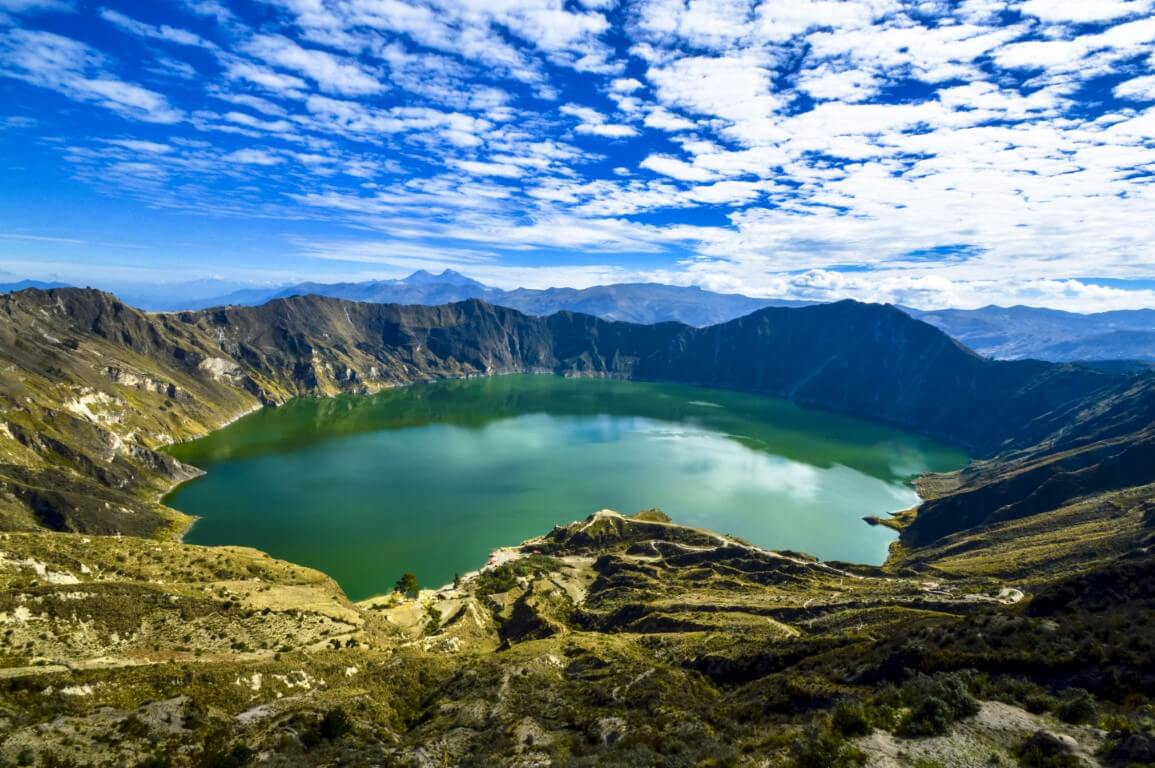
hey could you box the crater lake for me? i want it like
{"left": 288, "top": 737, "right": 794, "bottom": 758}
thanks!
{"left": 165, "top": 375, "right": 968, "bottom": 600}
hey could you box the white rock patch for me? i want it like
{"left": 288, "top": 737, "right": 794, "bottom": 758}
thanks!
{"left": 63, "top": 390, "right": 121, "bottom": 426}
{"left": 235, "top": 673, "right": 263, "bottom": 692}
{"left": 198, "top": 357, "right": 241, "bottom": 381}
{"left": 60, "top": 685, "right": 95, "bottom": 697}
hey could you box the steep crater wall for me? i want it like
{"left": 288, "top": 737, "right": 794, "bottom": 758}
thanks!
{"left": 0, "top": 288, "right": 1141, "bottom": 548}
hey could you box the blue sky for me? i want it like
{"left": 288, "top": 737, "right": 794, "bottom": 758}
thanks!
{"left": 1, "top": 0, "right": 1154, "bottom": 310}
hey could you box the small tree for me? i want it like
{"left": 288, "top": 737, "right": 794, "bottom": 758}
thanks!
{"left": 395, "top": 572, "right": 419, "bottom": 598}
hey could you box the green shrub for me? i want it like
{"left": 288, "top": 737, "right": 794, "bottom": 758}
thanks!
{"left": 900, "top": 696, "right": 955, "bottom": 737}
{"left": 1016, "top": 734, "right": 1080, "bottom": 768}
{"left": 299, "top": 707, "right": 352, "bottom": 750}
{"left": 197, "top": 745, "right": 255, "bottom": 768}
{"left": 789, "top": 726, "right": 867, "bottom": 768}
{"left": 1056, "top": 688, "right": 1097, "bottom": 725}
{"left": 1023, "top": 693, "right": 1057, "bottom": 714}
{"left": 831, "top": 700, "right": 872, "bottom": 737}
{"left": 898, "top": 672, "right": 981, "bottom": 737}
{"left": 473, "top": 555, "right": 564, "bottom": 597}
{"left": 319, "top": 707, "right": 352, "bottom": 740}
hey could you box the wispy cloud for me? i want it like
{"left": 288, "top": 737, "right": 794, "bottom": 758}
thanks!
{"left": 0, "top": 29, "right": 182, "bottom": 123}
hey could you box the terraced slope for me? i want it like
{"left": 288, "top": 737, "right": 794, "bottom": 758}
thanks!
{"left": 3, "top": 509, "right": 1152, "bottom": 766}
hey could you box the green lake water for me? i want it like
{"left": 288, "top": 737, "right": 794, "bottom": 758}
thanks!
{"left": 165, "top": 375, "right": 968, "bottom": 600}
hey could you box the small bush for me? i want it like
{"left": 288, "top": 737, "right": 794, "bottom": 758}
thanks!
{"left": 319, "top": 707, "right": 352, "bottom": 740}
{"left": 299, "top": 707, "right": 352, "bottom": 751}
{"left": 901, "top": 696, "right": 955, "bottom": 737}
{"left": 789, "top": 726, "right": 868, "bottom": 768}
{"left": 1023, "top": 693, "right": 1057, "bottom": 714}
{"left": 1016, "top": 732, "right": 1080, "bottom": 768}
{"left": 898, "top": 672, "right": 981, "bottom": 737}
{"left": 1056, "top": 688, "right": 1097, "bottom": 725}
{"left": 831, "top": 700, "right": 872, "bottom": 737}
{"left": 197, "top": 745, "right": 255, "bottom": 768}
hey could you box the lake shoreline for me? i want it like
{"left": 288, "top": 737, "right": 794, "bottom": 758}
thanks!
{"left": 163, "top": 375, "right": 967, "bottom": 601}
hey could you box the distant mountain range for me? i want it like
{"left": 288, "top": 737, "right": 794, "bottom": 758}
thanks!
{"left": 160, "top": 269, "right": 808, "bottom": 327}
{"left": 0, "top": 279, "right": 71, "bottom": 292}
{"left": 3, "top": 270, "right": 1152, "bottom": 362}
{"left": 907, "top": 305, "right": 1155, "bottom": 364}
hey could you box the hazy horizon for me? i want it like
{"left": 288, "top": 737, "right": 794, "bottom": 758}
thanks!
{"left": 3, "top": 0, "right": 1155, "bottom": 311}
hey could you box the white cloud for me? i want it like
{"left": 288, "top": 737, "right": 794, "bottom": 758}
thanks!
{"left": 0, "top": 0, "right": 74, "bottom": 13}
{"left": 101, "top": 139, "right": 173, "bottom": 154}
{"left": 1020, "top": 0, "right": 1153, "bottom": 23}
{"left": 710, "top": 269, "right": 1155, "bottom": 313}
{"left": 797, "top": 66, "right": 880, "bottom": 102}
{"left": 4, "top": 0, "right": 1155, "bottom": 312}
{"left": 223, "top": 111, "right": 295, "bottom": 133}
{"left": 1115, "top": 74, "right": 1155, "bottom": 101}
{"left": 642, "top": 107, "right": 697, "bottom": 132}
{"left": 559, "top": 103, "right": 637, "bottom": 137}
{"left": 646, "top": 54, "right": 784, "bottom": 146}
{"left": 223, "top": 148, "right": 282, "bottom": 165}
{"left": 270, "top": 0, "right": 619, "bottom": 80}
{"left": 451, "top": 159, "right": 526, "bottom": 178}
{"left": 245, "top": 34, "right": 384, "bottom": 95}
{"left": 99, "top": 9, "right": 214, "bottom": 49}
{"left": 224, "top": 59, "right": 310, "bottom": 92}
{"left": 0, "top": 29, "right": 182, "bottom": 123}
{"left": 640, "top": 154, "right": 716, "bottom": 182}
{"left": 610, "top": 77, "right": 644, "bottom": 93}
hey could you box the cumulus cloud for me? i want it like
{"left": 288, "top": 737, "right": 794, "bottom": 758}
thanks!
{"left": 1019, "top": 0, "right": 1153, "bottom": 23}
{"left": 640, "top": 154, "right": 716, "bottom": 182}
{"left": 1115, "top": 74, "right": 1155, "bottom": 101}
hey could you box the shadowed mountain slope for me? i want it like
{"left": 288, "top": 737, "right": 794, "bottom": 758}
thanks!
{"left": 181, "top": 295, "right": 1112, "bottom": 454}
{"left": 903, "top": 375, "right": 1155, "bottom": 547}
